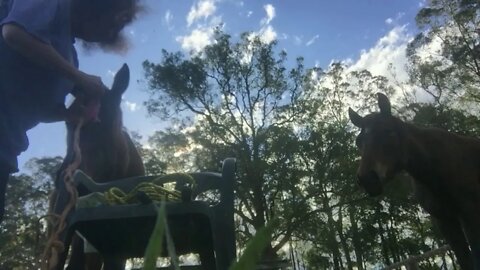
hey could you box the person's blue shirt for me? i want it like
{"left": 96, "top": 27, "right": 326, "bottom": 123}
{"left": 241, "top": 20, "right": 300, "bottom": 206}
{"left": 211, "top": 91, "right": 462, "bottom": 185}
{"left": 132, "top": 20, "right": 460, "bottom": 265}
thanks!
{"left": 0, "top": 0, "right": 78, "bottom": 113}
{"left": 0, "top": 0, "right": 78, "bottom": 172}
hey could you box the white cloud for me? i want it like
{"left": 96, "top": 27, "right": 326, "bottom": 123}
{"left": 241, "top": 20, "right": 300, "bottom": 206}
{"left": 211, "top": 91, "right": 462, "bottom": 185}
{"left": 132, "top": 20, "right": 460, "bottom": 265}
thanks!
{"left": 259, "top": 25, "right": 277, "bottom": 44}
{"left": 247, "top": 11, "right": 253, "bottom": 17}
{"left": 164, "top": 10, "right": 174, "bottom": 30}
{"left": 165, "top": 10, "right": 173, "bottom": 24}
{"left": 343, "top": 24, "right": 453, "bottom": 103}
{"left": 187, "top": 0, "right": 217, "bottom": 27}
{"left": 123, "top": 100, "right": 139, "bottom": 112}
{"left": 306, "top": 34, "right": 319, "bottom": 46}
{"left": 164, "top": 10, "right": 173, "bottom": 25}
{"left": 248, "top": 4, "right": 277, "bottom": 44}
{"left": 261, "top": 4, "right": 276, "bottom": 25}
{"left": 176, "top": 28, "right": 214, "bottom": 54}
{"left": 348, "top": 25, "right": 412, "bottom": 83}
{"left": 385, "top": 12, "right": 406, "bottom": 26}
{"left": 178, "top": 0, "right": 223, "bottom": 54}
{"left": 107, "top": 70, "right": 115, "bottom": 77}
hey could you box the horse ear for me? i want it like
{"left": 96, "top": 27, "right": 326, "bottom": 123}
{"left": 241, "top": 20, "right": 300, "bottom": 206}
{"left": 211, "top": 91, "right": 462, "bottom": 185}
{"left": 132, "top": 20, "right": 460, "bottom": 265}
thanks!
{"left": 348, "top": 107, "right": 363, "bottom": 127}
{"left": 377, "top": 92, "right": 391, "bottom": 116}
{"left": 111, "top": 63, "right": 130, "bottom": 96}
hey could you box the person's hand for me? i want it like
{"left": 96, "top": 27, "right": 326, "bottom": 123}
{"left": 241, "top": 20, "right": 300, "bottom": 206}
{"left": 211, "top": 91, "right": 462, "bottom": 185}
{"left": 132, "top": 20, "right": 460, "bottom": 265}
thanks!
{"left": 65, "top": 94, "right": 102, "bottom": 123}
{"left": 65, "top": 98, "right": 87, "bottom": 123}
{"left": 74, "top": 71, "right": 107, "bottom": 99}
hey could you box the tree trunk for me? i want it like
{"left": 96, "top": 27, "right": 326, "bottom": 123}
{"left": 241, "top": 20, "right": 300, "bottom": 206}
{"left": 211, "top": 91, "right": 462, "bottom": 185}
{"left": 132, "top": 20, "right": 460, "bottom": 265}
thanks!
{"left": 348, "top": 205, "right": 364, "bottom": 270}
{"left": 336, "top": 205, "right": 354, "bottom": 270}
{"left": 386, "top": 215, "right": 401, "bottom": 262}
{"left": 326, "top": 206, "right": 343, "bottom": 270}
{"left": 289, "top": 241, "right": 297, "bottom": 270}
{"left": 386, "top": 202, "right": 404, "bottom": 263}
{"left": 376, "top": 204, "right": 391, "bottom": 265}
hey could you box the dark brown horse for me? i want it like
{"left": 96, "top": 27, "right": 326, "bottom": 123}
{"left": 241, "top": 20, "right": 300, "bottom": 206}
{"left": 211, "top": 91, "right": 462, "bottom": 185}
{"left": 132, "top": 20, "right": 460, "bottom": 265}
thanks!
{"left": 58, "top": 63, "right": 145, "bottom": 270}
{"left": 348, "top": 93, "right": 480, "bottom": 270}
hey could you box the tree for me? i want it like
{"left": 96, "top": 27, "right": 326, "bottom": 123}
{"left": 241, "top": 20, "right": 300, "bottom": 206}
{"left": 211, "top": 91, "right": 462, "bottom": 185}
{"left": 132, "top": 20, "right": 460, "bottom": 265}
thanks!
{"left": 410, "top": 102, "right": 480, "bottom": 136}
{"left": 130, "top": 129, "right": 192, "bottom": 175}
{"left": 407, "top": 0, "right": 480, "bottom": 106}
{"left": 0, "top": 157, "right": 61, "bottom": 269}
{"left": 143, "top": 29, "right": 317, "bottom": 259}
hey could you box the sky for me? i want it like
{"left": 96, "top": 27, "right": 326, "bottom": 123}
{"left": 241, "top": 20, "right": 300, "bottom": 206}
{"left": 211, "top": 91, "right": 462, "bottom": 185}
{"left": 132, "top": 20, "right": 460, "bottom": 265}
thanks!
{"left": 17, "top": 0, "right": 427, "bottom": 172}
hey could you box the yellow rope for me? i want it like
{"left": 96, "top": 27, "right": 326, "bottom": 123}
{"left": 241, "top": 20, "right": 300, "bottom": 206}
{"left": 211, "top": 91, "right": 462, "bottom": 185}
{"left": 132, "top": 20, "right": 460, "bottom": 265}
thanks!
{"left": 103, "top": 173, "right": 196, "bottom": 205}
{"left": 104, "top": 182, "right": 182, "bottom": 205}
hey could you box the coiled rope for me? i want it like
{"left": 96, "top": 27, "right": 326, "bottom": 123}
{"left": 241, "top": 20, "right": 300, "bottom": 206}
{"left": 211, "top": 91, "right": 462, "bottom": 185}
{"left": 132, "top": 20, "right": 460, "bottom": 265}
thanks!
{"left": 104, "top": 182, "right": 182, "bottom": 205}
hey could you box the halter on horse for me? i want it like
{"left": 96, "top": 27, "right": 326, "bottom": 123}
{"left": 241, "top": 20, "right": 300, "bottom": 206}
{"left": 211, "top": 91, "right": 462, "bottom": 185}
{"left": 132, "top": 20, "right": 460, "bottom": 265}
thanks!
{"left": 349, "top": 93, "right": 480, "bottom": 270}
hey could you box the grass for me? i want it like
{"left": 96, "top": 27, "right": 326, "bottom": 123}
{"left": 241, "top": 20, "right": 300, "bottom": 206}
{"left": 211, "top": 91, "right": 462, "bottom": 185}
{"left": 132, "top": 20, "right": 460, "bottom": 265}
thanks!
{"left": 143, "top": 201, "right": 278, "bottom": 270}
{"left": 228, "top": 218, "right": 279, "bottom": 270}
{"left": 143, "top": 201, "right": 180, "bottom": 270}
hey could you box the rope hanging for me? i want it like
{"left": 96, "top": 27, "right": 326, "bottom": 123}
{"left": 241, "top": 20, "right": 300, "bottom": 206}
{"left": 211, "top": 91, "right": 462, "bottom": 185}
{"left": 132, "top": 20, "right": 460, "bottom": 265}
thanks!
{"left": 41, "top": 118, "right": 84, "bottom": 270}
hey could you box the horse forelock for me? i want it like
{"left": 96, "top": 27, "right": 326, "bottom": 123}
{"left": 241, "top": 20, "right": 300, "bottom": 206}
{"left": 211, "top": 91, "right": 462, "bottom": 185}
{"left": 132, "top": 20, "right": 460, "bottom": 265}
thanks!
{"left": 359, "top": 112, "right": 405, "bottom": 134}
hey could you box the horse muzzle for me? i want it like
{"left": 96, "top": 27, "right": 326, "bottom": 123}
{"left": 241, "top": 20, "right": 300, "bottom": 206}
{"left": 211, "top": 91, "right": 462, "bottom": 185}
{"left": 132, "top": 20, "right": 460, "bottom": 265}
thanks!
{"left": 357, "top": 171, "right": 383, "bottom": 197}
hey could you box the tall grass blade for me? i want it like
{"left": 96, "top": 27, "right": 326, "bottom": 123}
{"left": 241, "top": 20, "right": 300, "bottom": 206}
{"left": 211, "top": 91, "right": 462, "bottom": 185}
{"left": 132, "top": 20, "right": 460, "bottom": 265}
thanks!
{"left": 143, "top": 202, "right": 167, "bottom": 270}
{"left": 229, "top": 218, "right": 279, "bottom": 270}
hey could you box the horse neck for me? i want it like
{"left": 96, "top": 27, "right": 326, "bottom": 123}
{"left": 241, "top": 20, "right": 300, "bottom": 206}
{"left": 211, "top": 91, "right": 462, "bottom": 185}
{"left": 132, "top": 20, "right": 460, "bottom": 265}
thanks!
{"left": 401, "top": 123, "right": 439, "bottom": 183}
{"left": 67, "top": 118, "right": 129, "bottom": 180}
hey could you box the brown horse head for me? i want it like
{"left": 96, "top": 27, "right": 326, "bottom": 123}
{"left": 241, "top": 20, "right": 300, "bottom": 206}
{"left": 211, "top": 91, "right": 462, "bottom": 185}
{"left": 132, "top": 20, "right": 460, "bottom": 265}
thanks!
{"left": 348, "top": 93, "right": 407, "bottom": 197}
{"left": 64, "top": 63, "right": 143, "bottom": 181}
{"left": 93, "top": 63, "right": 130, "bottom": 130}
{"left": 102, "top": 63, "right": 130, "bottom": 119}
{"left": 67, "top": 63, "right": 129, "bottom": 130}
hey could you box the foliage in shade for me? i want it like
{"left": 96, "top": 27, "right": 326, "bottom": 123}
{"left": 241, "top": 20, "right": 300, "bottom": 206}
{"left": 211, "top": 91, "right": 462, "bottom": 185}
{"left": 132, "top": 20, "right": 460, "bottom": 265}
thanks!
{"left": 407, "top": 0, "right": 480, "bottom": 106}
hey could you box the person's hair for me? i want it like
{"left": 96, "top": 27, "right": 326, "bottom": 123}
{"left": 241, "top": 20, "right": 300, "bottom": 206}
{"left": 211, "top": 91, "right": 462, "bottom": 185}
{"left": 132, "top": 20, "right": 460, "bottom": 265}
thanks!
{"left": 79, "top": 0, "right": 142, "bottom": 24}
{"left": 75, "top": 0, "right": 145, "bottom": 54}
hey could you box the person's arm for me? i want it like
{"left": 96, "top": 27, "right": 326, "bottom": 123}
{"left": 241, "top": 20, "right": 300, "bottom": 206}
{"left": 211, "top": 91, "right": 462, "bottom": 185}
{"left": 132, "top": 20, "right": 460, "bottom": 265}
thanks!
{"left": 2, "top": 23, "right": 106, "bottom": 98}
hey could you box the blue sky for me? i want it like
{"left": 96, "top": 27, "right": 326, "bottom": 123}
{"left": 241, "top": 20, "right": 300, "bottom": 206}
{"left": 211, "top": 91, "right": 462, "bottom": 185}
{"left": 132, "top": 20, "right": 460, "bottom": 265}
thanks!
{"left": 17, "top": 0, "right": 426, "bottom": 172}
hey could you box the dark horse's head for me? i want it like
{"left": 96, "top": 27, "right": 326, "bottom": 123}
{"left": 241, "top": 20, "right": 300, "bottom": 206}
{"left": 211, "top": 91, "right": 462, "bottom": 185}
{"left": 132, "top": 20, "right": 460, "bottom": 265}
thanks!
{"left": 67, "top": 63, "right": 130, "bottom": 133}
{"left": 348, "top": 93, "right": 406, "bottom": 197}
{"left": 64, "top": 63, "right": 133, "bottom": 180}
{"left": 95, "top": 63, "right": 130, "bottom": 129}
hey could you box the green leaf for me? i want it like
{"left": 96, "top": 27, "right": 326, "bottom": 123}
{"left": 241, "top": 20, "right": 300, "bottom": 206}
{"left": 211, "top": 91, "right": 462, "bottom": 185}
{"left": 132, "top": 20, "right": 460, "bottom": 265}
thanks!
{"left": 164, "top": 214, "right": 180, "bottom": 270}
{"left": 229, "top": 218, "right": 279, "bottom": 270}
{"left": 143, "top": 202, "right": 167, "bottom": 270}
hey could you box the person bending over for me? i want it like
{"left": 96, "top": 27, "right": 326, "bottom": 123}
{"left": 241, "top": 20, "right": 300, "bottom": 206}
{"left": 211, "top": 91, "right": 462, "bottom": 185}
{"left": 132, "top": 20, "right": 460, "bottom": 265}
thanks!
{"left": 0, "top": 0, "right": 143, "bottom": 223}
